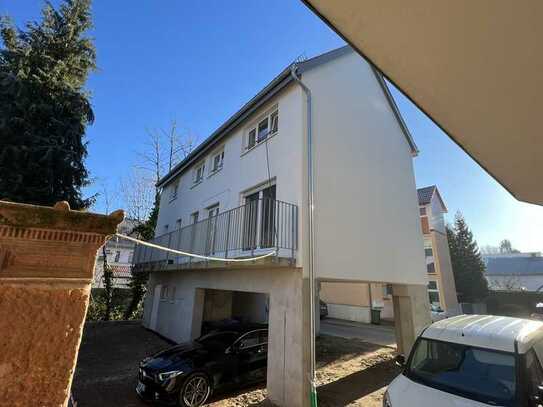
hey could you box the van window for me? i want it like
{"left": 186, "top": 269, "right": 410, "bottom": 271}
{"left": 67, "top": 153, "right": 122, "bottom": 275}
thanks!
{"left": 407, "top": 339, "right": 517, "bottom": 406}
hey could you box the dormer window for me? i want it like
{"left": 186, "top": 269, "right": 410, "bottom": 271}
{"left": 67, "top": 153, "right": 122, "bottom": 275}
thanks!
{"left": 193, "top": 162, "right": 205, "bottom": 185}
{"left": 245, "top": 109, "right": 278, "bottom": 151}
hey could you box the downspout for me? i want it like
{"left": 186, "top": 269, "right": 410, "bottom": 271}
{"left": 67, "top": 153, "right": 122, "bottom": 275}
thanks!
{"left": 290, "top": 65, "right": 318, "bottom": 407}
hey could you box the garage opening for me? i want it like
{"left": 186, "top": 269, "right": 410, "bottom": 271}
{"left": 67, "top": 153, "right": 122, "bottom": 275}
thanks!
{"left": 201, "top": 288, "right": 269, "bottom": 334}
{"left": 198, "top": 289, "right": 270, "bottom": 392}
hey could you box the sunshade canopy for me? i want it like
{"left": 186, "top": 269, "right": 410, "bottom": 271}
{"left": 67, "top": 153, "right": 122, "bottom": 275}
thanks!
{"left": 303, "top": 0, "right": 543, "bottom": 205}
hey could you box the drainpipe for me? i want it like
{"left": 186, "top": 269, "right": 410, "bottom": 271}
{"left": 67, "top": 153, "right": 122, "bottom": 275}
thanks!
{"left": 290, "top": 65, "right": 317, "bottom": 407}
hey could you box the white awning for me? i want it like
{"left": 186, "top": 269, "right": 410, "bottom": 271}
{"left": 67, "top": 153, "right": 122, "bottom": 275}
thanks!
{"left": 303, "top": 0, "right": 543, "bottom": 205}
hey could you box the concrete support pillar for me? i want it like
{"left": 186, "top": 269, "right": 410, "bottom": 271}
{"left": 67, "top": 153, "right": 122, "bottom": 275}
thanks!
{"left": 0, "top": 200, "right": 123, "bottom": 406}
{"left": 392, "top": 283, "right": 431, "bottom": 356}
{"left": 266, "top": 270, "right": 310, "bottom": 407}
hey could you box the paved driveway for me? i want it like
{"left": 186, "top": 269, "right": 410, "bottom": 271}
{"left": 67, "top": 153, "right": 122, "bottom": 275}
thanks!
{"left": 72, "top": 321, "right": 169, "bottom": 407}
{"left": 73, "top": 320, "right": 398, "bottom": 407}
{"left": 320, "top": 318, "right": 396, "bottom": 348}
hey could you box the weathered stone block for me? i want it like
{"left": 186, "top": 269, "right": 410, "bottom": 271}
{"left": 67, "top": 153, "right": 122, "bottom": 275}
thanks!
{"left": 0, "top": 201, "right": 123, "bottom": 407}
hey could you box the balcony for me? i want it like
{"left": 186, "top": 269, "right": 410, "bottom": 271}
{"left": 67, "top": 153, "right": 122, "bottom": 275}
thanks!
{"left": 133, "top": 199, "right": 298, "bottom": 271}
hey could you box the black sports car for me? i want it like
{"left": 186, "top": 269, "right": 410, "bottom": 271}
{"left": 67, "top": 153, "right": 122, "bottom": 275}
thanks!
{"left": 136, "top": 324, "right": 268, "bottom": 406}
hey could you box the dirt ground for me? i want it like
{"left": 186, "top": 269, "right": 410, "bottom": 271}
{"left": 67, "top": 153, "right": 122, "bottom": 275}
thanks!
{"left": 72, "top": 322, "right": 399, "bottom": 407}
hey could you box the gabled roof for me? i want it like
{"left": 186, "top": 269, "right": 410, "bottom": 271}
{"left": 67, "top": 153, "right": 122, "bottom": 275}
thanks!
{"left": 157, "top": 46, "right": 417, "bottom": 188}
{"left": 417, "top": 186, "right": 436, "bottom": 206}
{"left": 485, "top": 256, "right": 543, "bottom": 276}
{"left": 417, "top": 185, "right": 447, "bottom": 212}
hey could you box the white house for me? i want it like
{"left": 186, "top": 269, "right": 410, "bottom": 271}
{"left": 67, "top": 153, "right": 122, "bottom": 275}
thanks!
{"left": 319, "top": 185, "right": 459, "bottom": 323}
{"left": 93, "top": 218, "right": 139, "bottom": 288}
{"left": 132, "top": 46, "right": 430, "bottom": 407}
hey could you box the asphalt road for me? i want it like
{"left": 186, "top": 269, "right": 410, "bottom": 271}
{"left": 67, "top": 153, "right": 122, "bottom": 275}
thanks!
{"left": 319, "top": 318, "right": 396, "bottom": 348}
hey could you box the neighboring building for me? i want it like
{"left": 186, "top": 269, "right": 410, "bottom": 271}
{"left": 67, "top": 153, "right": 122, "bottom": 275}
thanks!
{"left": 485, "top": 253, "right": 543, "bottom": 291}
{"left": 132, "top": 46, "right": 430, "bottom": 407}
{"left": 93, "top": 218, "right": 139, "bottom": 288}
{"left": 320, "top": 185, "right": 459, "bottom": 322}
{"left": 416, "top": 185, "right": 459, "bottom": 313}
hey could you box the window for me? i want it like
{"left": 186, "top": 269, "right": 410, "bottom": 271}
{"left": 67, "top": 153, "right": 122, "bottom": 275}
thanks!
{"left": 160, "top": 285, "right": 169, "bottom": 300}
{"left": 193, "top": 162, "right": 205, "bottom": 185}
{"left": 114, "top": 250, "right": 121, "bottom": 262}
{"left": 270, "top": 110, "right": 278, "bottom": 134}
{"left": 211, "top": 149, "right": 224, "bottom": 173}
{"left": 248, "top": 129, "right": 256, "bottom": 150}
{"left": 420, "top": 207, "right": 427, "bottom": 216}
{"left": 245, "top": 109, "right": 278, "bottom": 151}
{"left": 236, "top": 330, "right": 267, "bottom": 350}
{"left": 425, "top": 247, "right": 433, "bottom": 257}
{"left": 257, "top": 118, "right": 269, "bottom": 142}
{"left": 208, "top": 205, "right": 219, "bottom": 218}
{"left": 191, "top": 212, "right": 199, "bottom": 224}
{"left": 427, "top": 262, "right": 436, "bottom": 274}
{"left": 407, "top": 339, "right": 516, "bottom": 406}
{"left": 169, "top": 180, "right": 179, "bottom": 202}
{"left": 428, "top": 281, "right": 440, "bottom": 304}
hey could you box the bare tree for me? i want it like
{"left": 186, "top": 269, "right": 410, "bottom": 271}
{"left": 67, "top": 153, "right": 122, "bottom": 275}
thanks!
{"left": 98, "top": 183, "right": 119, "bottom": 321}
{"left": 480, "top": 245, "right": 500, "bottom": 255}
{"left": 119, "top": 168, "right": 155, "bottom": 224}
{"left": 490, "top": 275, "right": 523, "bottom": 291}
{"left": 136, "top": 120, "right": 196, "bottom": 189}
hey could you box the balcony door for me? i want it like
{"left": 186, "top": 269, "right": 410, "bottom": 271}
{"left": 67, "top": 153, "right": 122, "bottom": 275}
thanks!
{"left": 243, "top": 192, "right": 260, "bottom": 250}
{"left": 206, "top": 205, "right": 219, "bottom": 255}
{"left": 242, "top": 185, "right": 276, "bottom": 250}
{"left": 260, "top": 185, "right": 276, "bottom": 248}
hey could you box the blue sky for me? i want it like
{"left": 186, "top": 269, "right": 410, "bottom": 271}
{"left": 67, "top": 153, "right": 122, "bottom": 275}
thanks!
{"left": 3, "top": 0, "right": 543, "bottom": 252}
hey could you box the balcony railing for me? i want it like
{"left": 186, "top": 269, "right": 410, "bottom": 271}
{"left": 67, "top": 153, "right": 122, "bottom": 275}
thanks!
{"left": 133, "top": 198, "right": 298, "bottom": 269}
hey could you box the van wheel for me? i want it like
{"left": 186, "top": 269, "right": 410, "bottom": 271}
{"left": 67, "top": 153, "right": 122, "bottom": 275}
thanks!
{"left": 179, "top": 373, "right": 211, "bottom": 407}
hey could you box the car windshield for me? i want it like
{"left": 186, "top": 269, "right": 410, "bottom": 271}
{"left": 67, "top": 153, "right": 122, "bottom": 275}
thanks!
{"left": 407, "top": 338, "right": 517, "bottom": 406}
{"left": 196, "top": 331, "right": 238, "bottom": 351}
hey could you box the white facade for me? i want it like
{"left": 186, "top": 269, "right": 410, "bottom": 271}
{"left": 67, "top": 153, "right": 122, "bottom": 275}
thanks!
{"left": 93, "top": 218, "right": 139, "bottom": 288}
{"left": 136, "top": 46, "right": 431, "bottom": 407}
{"left": 155, "top": 84, "right": 305, "bottom": 264}
{"left": 154, "top": 48, "right": 426, "bottom": 285}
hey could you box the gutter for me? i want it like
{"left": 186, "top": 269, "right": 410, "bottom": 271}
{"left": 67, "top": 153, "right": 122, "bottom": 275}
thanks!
{"left": 289, "top": 65, "right": 318, "bottom": 406}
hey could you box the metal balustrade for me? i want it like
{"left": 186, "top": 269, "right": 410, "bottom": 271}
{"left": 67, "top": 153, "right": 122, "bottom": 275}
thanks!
{"left": 133, "top": 199, "right": 298, "bottom": 268}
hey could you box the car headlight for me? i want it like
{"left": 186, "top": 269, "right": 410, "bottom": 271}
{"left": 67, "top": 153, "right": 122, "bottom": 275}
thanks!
{"left": 157, "top": 370, "right": 184, "bottom": 382}
{"left": 383, "top": 390, "right": 392, "bottom": 407}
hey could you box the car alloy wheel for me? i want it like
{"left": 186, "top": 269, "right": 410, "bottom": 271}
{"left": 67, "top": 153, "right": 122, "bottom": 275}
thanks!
{"left": 181, "top": 374, "right": 211, "bottom": 407}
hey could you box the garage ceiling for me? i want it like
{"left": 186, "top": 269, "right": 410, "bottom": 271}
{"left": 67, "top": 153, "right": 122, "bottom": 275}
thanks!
{"left": 302, "top": 0, "right": 543, "bottom": 205}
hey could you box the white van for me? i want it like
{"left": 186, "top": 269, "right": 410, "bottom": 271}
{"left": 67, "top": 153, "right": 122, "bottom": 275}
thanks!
{"left": 384, "top": 315, "right": 543, "bottom": 407}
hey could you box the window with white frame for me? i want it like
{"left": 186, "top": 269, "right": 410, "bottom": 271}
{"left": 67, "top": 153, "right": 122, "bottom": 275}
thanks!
{"left": 428, "top": 281, "right": 440, "bottom": 305}
{"left": 193, "top": 162, "right": 205, "bottom": 185}
{"left": 245, "top": 108, "right": 278, "bottom": 151}
{"left": 169, "top": 179, "right": 179, "bottom": 202}
{"left": 211, "top": 149, "right": 224, "bottom": 173}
